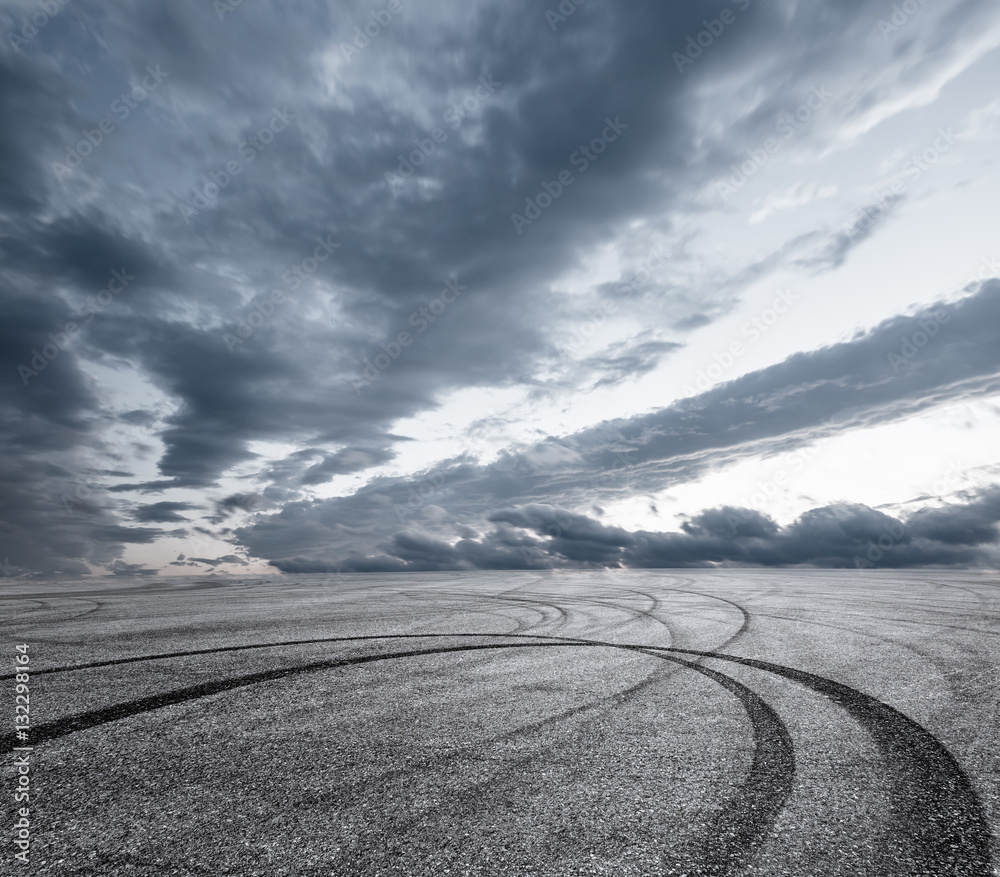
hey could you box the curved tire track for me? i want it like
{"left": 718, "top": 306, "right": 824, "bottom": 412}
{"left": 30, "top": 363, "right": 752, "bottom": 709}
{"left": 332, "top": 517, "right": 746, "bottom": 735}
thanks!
{"left": 662, "top": 646, "right": 995, "bottom": 877}
{"left": 5, "top": 626, "right": 990, "bottom": 874}
{"left": 0, "top": 636, "right": 794, "bottom": 876}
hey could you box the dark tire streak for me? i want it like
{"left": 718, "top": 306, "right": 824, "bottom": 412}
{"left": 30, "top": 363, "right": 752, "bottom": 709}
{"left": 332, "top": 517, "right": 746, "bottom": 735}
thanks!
{"left": 670, "top": 587, "right": 752, "bottom": 641}
{"left": 662, "top": 646, "right": 995, "bottom": 877}
{"left": 762, "top": 605, "right": 1000, "bottom": 638}
{"left": 0, "top": 642, "right": 562, "bottom": 752}
{"left": 0, "top": 636, "right": 795, "bottom": 877}
{"left": 753, "top": 610, "right": 948, "bottom": 674}
{"left": 6, "top": 616, "right": 991, "bottom": 874}
{"left": 0, "top": 632, "right": 529, "bottom": 680}
{"left": 630, "top": 646, "right": 795, "bottom": 876}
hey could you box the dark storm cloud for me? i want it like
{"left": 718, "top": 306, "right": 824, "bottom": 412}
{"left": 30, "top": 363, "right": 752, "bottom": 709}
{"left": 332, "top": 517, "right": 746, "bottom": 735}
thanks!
{"left": 2, "top": 0, "right": 997, "bottom": 575}
{"left": 253, "top": 488, "right": 1000, "bottom": 573}
{"left": 0, "top": 52, "right": 77, "bottom": 215}
{"left": 236, "top": 283, "right": 1000, "bottom": 571}
{"left": 212, "top": 493, "right": 262, "bottom": 520}
{"left": 131, "top": 501, "right": 198, "bottom": 523}
{"left": 907, "top": 487, "right": 1000, "bottom": 546}
{"left": 300, "top": 447, "right": 398, "bottom": 485}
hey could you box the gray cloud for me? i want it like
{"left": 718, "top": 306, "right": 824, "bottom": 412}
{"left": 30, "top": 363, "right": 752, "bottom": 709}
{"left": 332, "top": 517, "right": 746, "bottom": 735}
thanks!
{"left": 259, "top": 488, "right": 1000, "bottom": 573}
{"left": 236, "top": 283, "right": 1000, "bottom": 571}
{"left": 2, "top": 0, "right": 998, "bottom": 575}
{"left": 131, "top": 501, "right": 198, "bottom": 523}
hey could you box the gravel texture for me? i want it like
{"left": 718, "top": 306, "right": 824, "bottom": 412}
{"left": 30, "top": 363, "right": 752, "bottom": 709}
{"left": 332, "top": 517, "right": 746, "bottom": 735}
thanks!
{"left": 1, "top": 568, "right": 998, "bottom": 876}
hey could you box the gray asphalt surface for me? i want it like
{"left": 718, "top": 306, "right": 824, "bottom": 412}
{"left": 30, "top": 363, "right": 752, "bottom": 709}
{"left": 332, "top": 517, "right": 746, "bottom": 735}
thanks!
{"left": 1, "top": 569, "right": 998, "bottom": 876}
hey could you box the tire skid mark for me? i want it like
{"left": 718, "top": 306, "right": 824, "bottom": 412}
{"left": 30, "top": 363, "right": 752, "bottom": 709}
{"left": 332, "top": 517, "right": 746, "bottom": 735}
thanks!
{"left": 0, "top": 641, "right": 565, "bottom": 753}
{"left": 438, "top": 589, "right": 574, "bottom": 633}
{"left": 756, "top": 605, "right": 1000, "bottom": 638}
{"left": 377, "top": 647, "right": 792, "bottom": 877}
{"left": 0, "top": 636, "right": 794, "bottom": 877}
{"left": 632, "top": 647, "right": 794, "bottom": 877}
{"left": 388, "top": 587, "right": 553, "bottom": 633}
{"left": 508, "top": 589, "right": 663, "bottom": 641}
{"left": 4, "top": 625, "right": 988, "bottom": 873}
{"left": 0, "top": 632, "right": 542, "bottom": 681}
{"left": 413, "top": 589, "right": 672, "bottom": 698}
{"left": 925, "top": 580, "right": 988, "bottom": 608}
{"left": 0, "top": 599, "right": 51, "bottom": 625}
{"left": 775, "top": 593, "right": 1000, "bottom": 617}
{"left": 0, "top": 584, "right": 734, "bottom": 682}
{"left": 0, "top": 598, "right": 103, "bottom": 630}
{"left": 661, "top": 646, "right": 995, "bottom": 877}
{"left": 665, "top": 586, "right": 752, "bottom": 641}
{"left": 753, "top": 611, "right": 948, "bottom": 674}
{"left": 493, "top": 588, "right": 694, "bottom": 729}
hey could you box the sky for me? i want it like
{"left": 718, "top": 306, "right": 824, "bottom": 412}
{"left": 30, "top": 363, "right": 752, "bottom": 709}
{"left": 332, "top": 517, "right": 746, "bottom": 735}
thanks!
{"left": 1, "top": 0, "right": 999, "bottom": 577}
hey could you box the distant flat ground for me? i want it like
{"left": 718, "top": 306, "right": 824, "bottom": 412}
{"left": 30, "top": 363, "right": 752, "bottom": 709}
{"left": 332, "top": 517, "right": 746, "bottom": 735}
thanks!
{"left": 2, "top": 570, "right": 999, "bottom": 876}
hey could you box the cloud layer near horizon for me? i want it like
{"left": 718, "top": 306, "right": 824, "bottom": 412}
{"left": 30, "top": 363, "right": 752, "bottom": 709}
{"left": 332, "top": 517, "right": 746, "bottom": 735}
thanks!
{"left": 236, "top": 283, "right": 1000, "bottom": 572}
